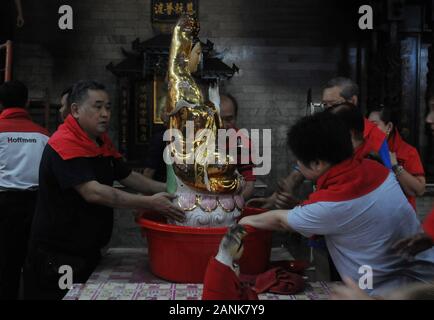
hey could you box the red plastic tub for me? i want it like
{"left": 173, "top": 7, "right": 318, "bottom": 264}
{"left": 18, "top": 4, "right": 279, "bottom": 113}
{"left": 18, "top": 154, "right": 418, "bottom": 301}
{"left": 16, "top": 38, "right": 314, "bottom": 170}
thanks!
{"left": 136, "top": 207, "right": 272, "bottom": 283}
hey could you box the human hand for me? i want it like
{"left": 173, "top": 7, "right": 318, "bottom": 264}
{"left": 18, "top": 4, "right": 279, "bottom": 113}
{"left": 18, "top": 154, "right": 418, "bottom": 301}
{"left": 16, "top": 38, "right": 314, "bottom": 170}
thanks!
{"left": 245, "top": 197, "right": 271, "bottom": 208}
{"left": 148, "top": 192, "right": 185, "bottom": 222}
{"left": 274, "top": 179, "right": 301, "bottom": 208}
{"left": 330, "top": 277, "right": 373, "bottom": 300}
{"left": 275, "top": 190, "right": 300, "bottom": 209}
{"left": 17, "top": 15, "right": 24, "bottom": 28}
{"left": 392, "top": 233, "right": 434, "bottom": 257}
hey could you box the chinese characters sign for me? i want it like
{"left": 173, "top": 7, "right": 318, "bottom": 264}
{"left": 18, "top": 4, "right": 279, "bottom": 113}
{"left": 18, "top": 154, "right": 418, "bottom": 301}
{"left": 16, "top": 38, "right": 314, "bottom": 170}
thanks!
{"left": 152, "top": 0, "right": 198, "bottom": 22}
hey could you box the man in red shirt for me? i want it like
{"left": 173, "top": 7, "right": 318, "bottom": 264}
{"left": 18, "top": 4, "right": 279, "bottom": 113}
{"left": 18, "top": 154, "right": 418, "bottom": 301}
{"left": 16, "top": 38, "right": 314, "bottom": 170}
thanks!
{"left": 322, "top": 77, "right": 391, "bottom": 168}
{"left": 250, "top": 77, "right": 391, "bottom": 210}
{"left": 220, "top": 94, "right": 256, "bottom": 200}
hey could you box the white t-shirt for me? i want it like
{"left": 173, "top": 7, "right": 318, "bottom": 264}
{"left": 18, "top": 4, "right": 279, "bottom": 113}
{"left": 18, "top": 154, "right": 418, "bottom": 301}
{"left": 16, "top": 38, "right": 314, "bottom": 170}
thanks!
{"left": 287, "top": 173, "right": 434, "bottom": 296}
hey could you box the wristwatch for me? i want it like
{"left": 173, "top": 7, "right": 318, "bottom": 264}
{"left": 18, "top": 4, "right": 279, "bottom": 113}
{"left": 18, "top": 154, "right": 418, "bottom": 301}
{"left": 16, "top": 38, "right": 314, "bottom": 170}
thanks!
{"left": 392, "top": 164, "right": 404, "bottom": 177}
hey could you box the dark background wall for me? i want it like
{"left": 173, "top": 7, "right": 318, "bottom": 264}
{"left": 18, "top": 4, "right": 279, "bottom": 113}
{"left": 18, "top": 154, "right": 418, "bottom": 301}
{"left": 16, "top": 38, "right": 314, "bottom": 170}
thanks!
{"left": 13, "top": 0, "right": 356, "bottom": 189}
{"left": 10, "top": 0, "right": 432, "bottom": 247}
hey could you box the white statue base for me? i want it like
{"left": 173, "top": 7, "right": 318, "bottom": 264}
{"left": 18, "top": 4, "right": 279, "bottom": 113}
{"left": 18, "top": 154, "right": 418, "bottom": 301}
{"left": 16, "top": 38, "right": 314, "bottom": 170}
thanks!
{"left": 168, "top": 176, "right": 244, "bottom": 227}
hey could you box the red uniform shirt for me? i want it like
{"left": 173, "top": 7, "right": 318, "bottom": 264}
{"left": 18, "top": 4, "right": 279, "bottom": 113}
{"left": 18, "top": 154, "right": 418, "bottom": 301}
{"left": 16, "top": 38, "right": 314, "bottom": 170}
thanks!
{"left": 388, "top": 130, "right": 425, "bottom": 210}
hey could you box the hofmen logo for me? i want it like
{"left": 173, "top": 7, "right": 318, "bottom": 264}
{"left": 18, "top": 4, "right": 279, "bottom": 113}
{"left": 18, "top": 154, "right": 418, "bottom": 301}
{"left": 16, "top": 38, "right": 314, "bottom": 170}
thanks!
{"left": 358, "top": 265, "right": 373, "bottom": 290}
{"left": 58, "top": 5, "right": 74, "bottom": 30}
{"left": 163, "top": 121, "right": 272, "bottom": 176}
{"left": 7, "top": 137, "right": 37, "bottom": 143}
{"left": 58, "top": 265, "right": 73, "bottom": 290}
{"left": 359, "top": 5, "right": 373, "bottom": 30}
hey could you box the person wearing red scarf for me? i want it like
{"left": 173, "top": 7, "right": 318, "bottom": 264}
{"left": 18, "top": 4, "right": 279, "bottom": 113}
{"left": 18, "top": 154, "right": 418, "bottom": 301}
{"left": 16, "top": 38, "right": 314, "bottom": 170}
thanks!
{"left": 250, "top": 77, "right": 391, "bottom": 210}
{"left": 23, "top": 80, "right": 185, "bottom": 300}
{"left": 240, "top": 112, "right": 434, "bottom": 297}
{"left": 392, "top": 100, "right": 434, "bottom": 257}
{"left": 368, "top": 106, "right": 425, "bottom": 211}
{"left": 219, "top": 94, "right": 256, "bottom": 200}
{"left": 0, "top": 80, "right": 49, "bottom": 300}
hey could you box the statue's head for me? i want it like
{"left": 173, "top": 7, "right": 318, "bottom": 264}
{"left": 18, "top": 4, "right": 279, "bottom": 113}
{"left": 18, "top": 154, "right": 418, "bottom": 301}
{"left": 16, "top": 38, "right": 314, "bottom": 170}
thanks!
{"left": 167, "top": 14, "right": 204, "bottom": 112}
{"left": 176, "top": 14, "right": 200, "bottom": 42}
{"left": 172, "top": 15, "right": 201, "bottom": 73}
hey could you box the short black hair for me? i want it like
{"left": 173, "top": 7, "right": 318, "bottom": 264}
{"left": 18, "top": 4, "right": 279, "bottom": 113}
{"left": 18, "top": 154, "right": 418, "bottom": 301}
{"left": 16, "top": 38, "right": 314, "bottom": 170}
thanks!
{"left": 287, "top": 111, "right": 353, "bottom": 166}
{"left": 0, "top": 80, "right": 29, "bottom": 108}
{"left": 368, "top": 105, "right": 395, "bottom": 125}
{"left": 325, "top": 77, "right": 359, "bottom": 100}
{"left": 327, "top": 102, "right": 364, "bottom": 138}
{"left": 61, "top": 86, "right": 72, "bottom": 98}
{"left": 67, "top": 80, "right": 106, "bottom": 106}
{"left": 222, "top": 93, "right": 238, "bottom": 116}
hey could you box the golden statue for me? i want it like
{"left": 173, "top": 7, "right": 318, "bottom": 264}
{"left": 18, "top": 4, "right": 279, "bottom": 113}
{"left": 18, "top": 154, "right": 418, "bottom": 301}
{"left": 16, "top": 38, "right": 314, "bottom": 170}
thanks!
{"left": 165, "top": 15, "right": 244, "bottom": 226}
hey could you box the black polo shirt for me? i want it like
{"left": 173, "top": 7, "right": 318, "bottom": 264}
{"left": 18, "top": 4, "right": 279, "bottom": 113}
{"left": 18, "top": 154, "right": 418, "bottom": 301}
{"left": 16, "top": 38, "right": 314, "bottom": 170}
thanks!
{"left": 30, "top": 144, "right": 131, "bottom": 256}
{"left": 143, "top": 126, "right": 166, "bottom": 182}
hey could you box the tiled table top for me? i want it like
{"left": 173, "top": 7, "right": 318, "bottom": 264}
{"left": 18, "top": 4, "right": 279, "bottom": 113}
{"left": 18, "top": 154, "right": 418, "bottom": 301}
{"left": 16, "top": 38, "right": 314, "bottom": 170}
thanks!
{"left": 63, "top": 248, "right": 335, "bottom": 300}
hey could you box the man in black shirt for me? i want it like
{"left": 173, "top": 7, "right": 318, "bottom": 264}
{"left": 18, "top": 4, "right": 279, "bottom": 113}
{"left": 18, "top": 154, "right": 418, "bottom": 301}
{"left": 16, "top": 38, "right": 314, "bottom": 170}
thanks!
{"left": 24, "top": 80, "right": 184, "bottom": 300}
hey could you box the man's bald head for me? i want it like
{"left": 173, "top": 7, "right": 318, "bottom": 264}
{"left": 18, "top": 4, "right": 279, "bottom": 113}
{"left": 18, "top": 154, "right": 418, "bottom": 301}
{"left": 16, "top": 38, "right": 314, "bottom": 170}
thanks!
{"left": 220, "top": 94, "right": 238, "bottom": 129}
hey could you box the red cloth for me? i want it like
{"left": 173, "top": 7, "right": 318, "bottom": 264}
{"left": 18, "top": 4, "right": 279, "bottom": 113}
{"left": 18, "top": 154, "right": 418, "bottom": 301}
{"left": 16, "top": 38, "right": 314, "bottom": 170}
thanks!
{"left": 388, "top": 130, "right": 425, "bottom": 210}
{"left": 363, "top": 118, "right": 386, "bottom": 152}
{"left": 0, "top": 108, "right": 49, "bottom": 136}
{"left": 303, "top": 158, "right": 389, "bottom": 205}
{"left": 202, "top": 258, "right": 258, "bottom": 300}
{"left": 48, "top": 114, "right": 121, "bottom": 160}
{"left": 353, "top": 118, "right": 387, "bottom": 161}
{"left": 254, "top": 267, "right": 304, "bottom": 295}
{"left": 423, "top": 208, "right": 434, "bottom": 240}
{"left": 269, "top": 260, "right": 310, "bottom": 274}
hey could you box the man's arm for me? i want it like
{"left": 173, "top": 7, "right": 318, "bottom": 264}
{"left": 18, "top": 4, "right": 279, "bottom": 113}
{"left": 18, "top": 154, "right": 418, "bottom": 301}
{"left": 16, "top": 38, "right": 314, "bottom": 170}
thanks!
{"left": 142, "top": 168, "right": 156, "bottom": 179}
{"left": 241, "top": 181, "right": 255, "bottom": 200}
{"left": 74, "top": 180, "right": 184, "bottom": 221}
{"left": 246, "top": 170, "right": 304, "bottom": 209}
{"left": 119, "top": 171, "right": 165, "bottom": 195}
{"left": 239, "top": 210, "right": 292, "bottom": 232}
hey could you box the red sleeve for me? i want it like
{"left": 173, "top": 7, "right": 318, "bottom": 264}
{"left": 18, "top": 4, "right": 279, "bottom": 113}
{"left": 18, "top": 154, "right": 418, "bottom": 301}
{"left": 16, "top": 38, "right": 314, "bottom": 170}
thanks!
{"left": 423, "top": 208, "right": 434, "bottom": 240}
